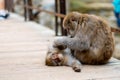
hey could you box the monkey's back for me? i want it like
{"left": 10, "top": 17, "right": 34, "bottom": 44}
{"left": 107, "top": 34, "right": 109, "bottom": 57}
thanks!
{"left": 75, "top": 16, "right": 115, "bottom": 65}
{"left": 75, "top": 34, "right": 114, "bottom": 65}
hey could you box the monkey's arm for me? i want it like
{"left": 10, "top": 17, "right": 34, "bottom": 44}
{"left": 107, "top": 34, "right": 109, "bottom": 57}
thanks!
{"left": 54, "top": 36, "right": 90, "bottom": 51}
{"left": 64, "top": 54, "right": 81, "bottom": 72}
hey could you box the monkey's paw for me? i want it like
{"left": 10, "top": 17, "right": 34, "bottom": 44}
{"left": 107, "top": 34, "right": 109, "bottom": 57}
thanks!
{"left": 73, "top": 66, "right": 81, "bottom": 72}
{"left": 53, "top": 37, "right": 67, "bottom": 48}
{"left": 72, "top": 62, "right": 81, "bottom": 72}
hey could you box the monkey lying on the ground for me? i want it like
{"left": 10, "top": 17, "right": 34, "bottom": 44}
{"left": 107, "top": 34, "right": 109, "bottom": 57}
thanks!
{"left": 45, "top": 43, "right": 81, "bottom": 72}
{"left": 54, "top": 12, "right": 115, "bottom": 65}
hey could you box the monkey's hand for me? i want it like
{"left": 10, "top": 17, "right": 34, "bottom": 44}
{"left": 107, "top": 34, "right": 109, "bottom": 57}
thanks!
{"left": 53, "top": 37, "right": 67, "bottom": 50}
{"left": 72, "top": 64, "right": 81, "bottom": 72}
{"left": 72, "top": 60, "right": 81, "bottom": 72}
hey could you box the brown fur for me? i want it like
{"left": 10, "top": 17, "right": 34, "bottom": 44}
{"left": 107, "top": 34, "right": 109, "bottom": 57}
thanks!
{"left": 54, "top": 12, "right": 115, "bottom": 65}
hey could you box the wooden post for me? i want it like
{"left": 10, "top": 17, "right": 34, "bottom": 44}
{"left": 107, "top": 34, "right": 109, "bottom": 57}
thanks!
{"left": 55, "top": 0, "right": 59, "bottom": 36}
{"left": 24, "top": 0, "right": 27, "bottom": 21}
{"left": 28, "top": 0, "right": 33, "bottom": 20}
{"left": 4, "top": 0, "right": 14, "bottom": 12}
{"left": 59, "top": 0, "right": 67, "bottom": 36}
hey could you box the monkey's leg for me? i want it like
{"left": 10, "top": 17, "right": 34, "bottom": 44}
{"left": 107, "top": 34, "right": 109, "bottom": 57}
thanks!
{"left": 64, "top": 54, "right": 82, "bottom": 72}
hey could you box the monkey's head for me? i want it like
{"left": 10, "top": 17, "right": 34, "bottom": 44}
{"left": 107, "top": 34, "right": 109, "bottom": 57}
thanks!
{"left": 46, "top": 43, "right": 67, "bottom": 66}
{"left": 45, "top": 51, "right": 64, "bottom": 66}
{"left": 63, "top": 12, "right": 81, "bottom": 37}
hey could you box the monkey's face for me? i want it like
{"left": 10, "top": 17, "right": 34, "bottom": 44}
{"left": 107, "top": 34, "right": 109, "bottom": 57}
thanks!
{"left": 46, "top": 51, "right": 64, "bottom": 66}
{"left": 63, "top": 12, "right": 81, "bottom": 37}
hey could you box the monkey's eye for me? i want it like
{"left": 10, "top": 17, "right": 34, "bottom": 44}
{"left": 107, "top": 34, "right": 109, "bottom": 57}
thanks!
{"left": 51, "top": 53, "right": 58, "bottom": 60}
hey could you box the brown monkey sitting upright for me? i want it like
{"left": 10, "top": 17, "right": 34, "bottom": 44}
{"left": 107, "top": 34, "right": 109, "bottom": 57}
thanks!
{"left": 45, "top": 42, "right": 81, "bottom": 72}
{"left": 54, "top": 12, "right": 115, "bottom": 65}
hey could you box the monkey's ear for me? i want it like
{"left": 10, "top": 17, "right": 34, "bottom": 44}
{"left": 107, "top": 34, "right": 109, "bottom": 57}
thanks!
{"left": 45, "top": 53, "right": 54, "bottom": 66}
{"left": 45, "top": 59, "right": 53, "bottom": 66}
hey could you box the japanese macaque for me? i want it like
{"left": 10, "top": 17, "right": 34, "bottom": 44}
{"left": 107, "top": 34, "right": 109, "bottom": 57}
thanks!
{"left": 45, "top": 43, "right": 81, "bottom": 72}
{"left": 54, "top": 12, "right": 115, "bottom": 65}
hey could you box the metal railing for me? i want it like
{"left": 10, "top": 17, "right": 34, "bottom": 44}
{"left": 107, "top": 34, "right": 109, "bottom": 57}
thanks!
{"left": 5, "top": 0, "right": 120, "bottom": 35}
{"left": 23, "top": 0, "right": 67, "bottom": 36}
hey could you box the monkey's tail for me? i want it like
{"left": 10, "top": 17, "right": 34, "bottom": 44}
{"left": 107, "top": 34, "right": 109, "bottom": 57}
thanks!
{"left": 111, "top": 27, "right": 120, "bottom": 33}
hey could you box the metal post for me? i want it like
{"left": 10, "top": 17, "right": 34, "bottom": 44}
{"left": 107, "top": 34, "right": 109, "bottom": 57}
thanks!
{"left": 28, "top": 0, "right": 33, "bottom": 20}
{"left": 59, "top": 0, "right": 67, "bottom": 36}
{"left": 24, "top": 0, "right": 27, "bottom": 21}
{"left": 55, "top": 0, "right": 59, "bottom": 36}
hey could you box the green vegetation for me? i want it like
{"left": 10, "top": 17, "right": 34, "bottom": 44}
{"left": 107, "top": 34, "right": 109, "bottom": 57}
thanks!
{"left": 70, "top": 0, "right": 113, "bottom": 13}
{"left": 70, "top": 0, "right": 89, "bottom": 13}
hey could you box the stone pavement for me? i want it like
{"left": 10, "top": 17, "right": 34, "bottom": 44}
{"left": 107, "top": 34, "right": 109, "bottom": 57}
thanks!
{"left": 0, "top": 13, "right": 120, "bottom": 80}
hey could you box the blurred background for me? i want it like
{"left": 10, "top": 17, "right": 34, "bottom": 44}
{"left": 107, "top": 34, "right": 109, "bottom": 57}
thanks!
{"left": 14, "top": 0, "right": 116, "bottom": 30}
{"left": 2, "top": 0, "right": 120, "bottom": 59}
